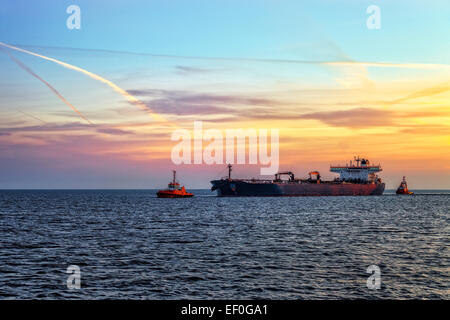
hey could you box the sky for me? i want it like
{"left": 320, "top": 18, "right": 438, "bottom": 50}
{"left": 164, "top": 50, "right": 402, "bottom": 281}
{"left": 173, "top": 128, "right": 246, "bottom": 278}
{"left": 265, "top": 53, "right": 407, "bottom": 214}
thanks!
{"left": 0, "top": 0, "right": 449, "bottom": 189}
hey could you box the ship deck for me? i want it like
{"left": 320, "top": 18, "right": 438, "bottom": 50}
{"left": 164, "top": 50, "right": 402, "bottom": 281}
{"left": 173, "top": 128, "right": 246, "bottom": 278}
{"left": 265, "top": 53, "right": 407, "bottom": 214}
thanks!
{"left": 215, "top": 179, "right": 375, "bottom": 185}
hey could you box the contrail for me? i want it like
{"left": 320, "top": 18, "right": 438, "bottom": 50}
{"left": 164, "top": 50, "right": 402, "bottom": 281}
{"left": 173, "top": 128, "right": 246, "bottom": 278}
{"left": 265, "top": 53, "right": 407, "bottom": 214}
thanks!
{"left": 3, "top": 49, "right": 93, "bottom": 124}
{"left": 11, "top": 43, "right": 450, "bottom": 70}
{"left": 17, "top": 109, "right": 48, "bottom": 124}
{"left": 0, "top": 42, "right": 168, "bottom": 124}
{"left": 9, "top": 44, "right": 330, "bottom": 64}
{"left": 389, "top": 81, "right": 450, "bottom": 105}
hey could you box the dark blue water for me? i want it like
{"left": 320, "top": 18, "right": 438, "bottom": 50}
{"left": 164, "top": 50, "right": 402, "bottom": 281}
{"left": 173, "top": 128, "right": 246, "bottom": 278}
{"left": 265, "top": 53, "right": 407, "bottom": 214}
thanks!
{"left": 0, "top": 190, "right": 448, "bottom": 299}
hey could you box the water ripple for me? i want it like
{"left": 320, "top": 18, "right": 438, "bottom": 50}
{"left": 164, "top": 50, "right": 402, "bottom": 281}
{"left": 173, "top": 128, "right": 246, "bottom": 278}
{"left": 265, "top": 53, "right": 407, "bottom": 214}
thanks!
{"left": 0, "top": 189, "right": 448, "bottom": 299}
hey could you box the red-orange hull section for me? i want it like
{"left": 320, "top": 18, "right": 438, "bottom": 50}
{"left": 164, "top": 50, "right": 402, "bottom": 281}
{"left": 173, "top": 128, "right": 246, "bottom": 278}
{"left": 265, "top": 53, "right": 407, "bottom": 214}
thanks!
{"left": 396, "top": 190, "right": 413, "bottom": 195}
{"left": 156, "top": 190, "right": 194, "bottom": 198}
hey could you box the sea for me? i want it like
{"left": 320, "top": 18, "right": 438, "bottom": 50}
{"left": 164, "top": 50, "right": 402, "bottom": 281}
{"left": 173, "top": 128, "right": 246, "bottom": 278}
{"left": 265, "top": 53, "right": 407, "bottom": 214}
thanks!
{"left": 0, "top": 189, "right": 448, "bottom": 299}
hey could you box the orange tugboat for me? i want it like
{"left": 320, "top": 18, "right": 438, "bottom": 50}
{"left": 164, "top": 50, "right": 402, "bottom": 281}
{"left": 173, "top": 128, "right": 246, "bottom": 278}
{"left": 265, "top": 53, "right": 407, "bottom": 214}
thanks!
{"left": 396, "top": 176, "right": 414, "bottom": 195}
{"left": 157, "top": 171, "right": 194, "bottom": 198}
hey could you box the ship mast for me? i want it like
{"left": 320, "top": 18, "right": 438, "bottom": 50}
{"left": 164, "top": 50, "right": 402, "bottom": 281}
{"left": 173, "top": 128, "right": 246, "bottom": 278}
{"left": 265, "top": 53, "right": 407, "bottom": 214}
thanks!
{"left": 227, "top": 164, "right": 232, "bottom": 180}
{"left": 354, "top": 155, "right": 360, "bottom": 167}
{"left": 173, "top": 170, "right": 176, "bottom": 184}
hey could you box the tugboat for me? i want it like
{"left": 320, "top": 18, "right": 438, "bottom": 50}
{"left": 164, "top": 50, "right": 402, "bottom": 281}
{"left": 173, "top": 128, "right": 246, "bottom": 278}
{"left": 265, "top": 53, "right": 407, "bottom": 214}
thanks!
{"left": 396, "top": 176, "right": 414, "bottom": 195}
{"left": 157, "top": 171, "right": 194, "bottom": 198}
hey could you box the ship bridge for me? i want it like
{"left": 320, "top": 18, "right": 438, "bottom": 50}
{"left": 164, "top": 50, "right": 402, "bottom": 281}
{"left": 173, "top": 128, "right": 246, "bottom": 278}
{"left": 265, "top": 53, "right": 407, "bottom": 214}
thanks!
{"left": 330, "top": 156, "right": 382, "bottom": 182}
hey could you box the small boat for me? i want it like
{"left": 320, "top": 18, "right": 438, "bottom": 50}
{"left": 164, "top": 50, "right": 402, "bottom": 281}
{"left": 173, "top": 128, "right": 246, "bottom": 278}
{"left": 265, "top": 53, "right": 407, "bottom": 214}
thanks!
{"left": 396, "top": 176, "right": 414, "bottom": 195}
{"left": 157, "top": 171, "right": 194, "bottom": 198}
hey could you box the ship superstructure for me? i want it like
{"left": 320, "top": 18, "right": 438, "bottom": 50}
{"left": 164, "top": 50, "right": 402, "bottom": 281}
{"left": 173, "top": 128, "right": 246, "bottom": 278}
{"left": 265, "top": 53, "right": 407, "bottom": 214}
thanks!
{"left": 211, "top": 156, "right": 385, "bottom": 197}
{"left": 330, "top": 156, "right": 382, "bottom": 183}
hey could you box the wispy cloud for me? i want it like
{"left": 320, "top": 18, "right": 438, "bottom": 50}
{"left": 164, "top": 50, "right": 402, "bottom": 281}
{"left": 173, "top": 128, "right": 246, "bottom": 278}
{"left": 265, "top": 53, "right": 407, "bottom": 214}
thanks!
{"left": 0, "top": 42, "right": 169, "bottom": 124}
{"left": 174, "top": 65, "right": 213, "bottom": 75}
{"left": 96, "top": 128, "right": 132, "bottom": 135}
{"left": 399, "top": 125, "right": 450, "bottom": 135}
{"left": 128, "top": 88, "right": 277, "bottom": 105}
{"left": 2, "top": 49, "right": 93, "bottom": 124}
{"left": 298, "top": 108, "right": 393, "bottom": 127}
{"left": 126, "top": 89, "right": 280, "bottom": 117}
{"left": 13, "top": 44, "right": 450, "bottom": 70}
{"left": 0, "top": 122, "right": 90, "bottom": 134}
{"left": 326, "top": 61, "right": 450, "bottom": 70}
{"left": 295, "top": 108, "right": 446, "bottom": 128}
{"left": 387, "top": 81, "right": 450, "bottom": 105}
{"left": 17, "top": 110, "right": 48, "bottom": 124}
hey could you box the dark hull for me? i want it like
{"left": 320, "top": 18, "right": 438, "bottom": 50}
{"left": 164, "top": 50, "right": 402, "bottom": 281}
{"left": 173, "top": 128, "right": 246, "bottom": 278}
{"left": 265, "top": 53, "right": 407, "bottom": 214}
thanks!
{"left": 211, "top": 180, "right": 385, "bottom": 197}
{"left": 157, "top": 193, "right": 194, "bottom": 198}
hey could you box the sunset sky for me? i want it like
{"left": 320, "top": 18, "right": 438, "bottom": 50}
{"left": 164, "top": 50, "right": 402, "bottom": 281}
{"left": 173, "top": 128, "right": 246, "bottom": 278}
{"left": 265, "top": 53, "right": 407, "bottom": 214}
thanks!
{"left": 0, "top": 0, "right": 449, "bottom": 189}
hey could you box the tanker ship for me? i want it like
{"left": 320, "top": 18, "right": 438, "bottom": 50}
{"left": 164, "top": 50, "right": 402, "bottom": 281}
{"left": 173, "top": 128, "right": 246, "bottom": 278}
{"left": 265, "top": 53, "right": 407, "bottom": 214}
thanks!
{"left": 211, "top": 157, "right": 385, "bottom": 197}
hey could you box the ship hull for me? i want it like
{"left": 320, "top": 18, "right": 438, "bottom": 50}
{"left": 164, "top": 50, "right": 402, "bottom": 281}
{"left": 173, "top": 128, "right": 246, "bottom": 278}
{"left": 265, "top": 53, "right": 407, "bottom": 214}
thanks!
{"left": 157, "top": 193, "right": 194, "bottom": 198}
{"left": 156, "top": 191, "right": 194, "bottom": 198}
{"left": 211, "top": 180, "right": 385, "bottom": 197}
